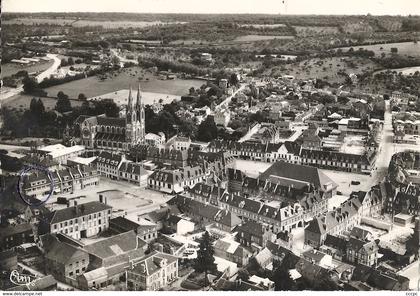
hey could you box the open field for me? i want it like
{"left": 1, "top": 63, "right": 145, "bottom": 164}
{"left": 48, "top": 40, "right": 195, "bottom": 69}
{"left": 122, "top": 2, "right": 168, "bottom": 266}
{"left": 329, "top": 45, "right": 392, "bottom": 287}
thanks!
{"left": 3, "top": 94, "right": 83, "bottom": 111}
{"left": 1, "top": 60, "right": 54, "bottom": 78}
{"left": 294, "top": 25, "right": 340, "bottom": 36}
{"left": 336, "top": 41, "right": 420, "bottom": 58}
{"left": 374, "top": 65, "right": 420, "bottom": 76}
{"left": 89, "top": 89, "right": 181, "bottom": 105}
{"left": 41, "top": 68, "right": 205, "bottom": 99}
{"left": 3, "top": 18, "right": 185, "bottom": 28}
{"left": 239, "top": 24, "right": 287, "bottom": 28}
{"left": 233, "top": 35, "right": 294, "bottom": 42}
{"left": 268, "top": 56, "right": 381, "bottom": 83}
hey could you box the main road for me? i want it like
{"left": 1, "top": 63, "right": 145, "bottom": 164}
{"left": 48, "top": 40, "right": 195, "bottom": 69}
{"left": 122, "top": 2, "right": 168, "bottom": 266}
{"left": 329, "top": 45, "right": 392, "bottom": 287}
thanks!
{"left": 0, "top": 53, "right": 61, "bottom": 102}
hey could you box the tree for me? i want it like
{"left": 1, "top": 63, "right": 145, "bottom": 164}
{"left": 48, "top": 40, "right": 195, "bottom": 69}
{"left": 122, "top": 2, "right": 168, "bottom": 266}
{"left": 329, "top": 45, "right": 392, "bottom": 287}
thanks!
{"left": 194, "top": 231, "right": 217, "bottom": 286}
{"left": 78, "top": 93, "right": 87, "bottom": 101}
{"left": 23, "top": 76, "right": 43, "bottom": 95}
{"left": 197, "top": 116, "right": 218, "bottom": 142}
{"left": 55, "top": 91, "right": 72, "bottom": 113}
{"left": 229, "top": 73, "right": 239, "bottom": 86}
{"left": 272, "top": 266, "right": 296, "bottom": 291}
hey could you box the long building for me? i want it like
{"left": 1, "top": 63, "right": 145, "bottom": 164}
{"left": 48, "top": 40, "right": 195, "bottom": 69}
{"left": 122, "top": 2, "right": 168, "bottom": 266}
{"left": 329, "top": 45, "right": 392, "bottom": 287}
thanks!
{"left": 23, "top": 166, "right": 99, "bottom": 198}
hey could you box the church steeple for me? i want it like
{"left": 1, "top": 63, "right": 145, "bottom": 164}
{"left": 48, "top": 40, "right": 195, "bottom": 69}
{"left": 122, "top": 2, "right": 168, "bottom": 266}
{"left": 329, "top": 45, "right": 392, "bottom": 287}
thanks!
{"left": 136, "top": 84, "right": 142, "bottom": 107}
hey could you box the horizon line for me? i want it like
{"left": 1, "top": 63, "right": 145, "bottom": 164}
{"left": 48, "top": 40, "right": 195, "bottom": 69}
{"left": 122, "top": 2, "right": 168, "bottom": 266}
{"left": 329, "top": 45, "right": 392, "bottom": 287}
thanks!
{"left": 3, "top": 11, "right": 419, "bottom": 16}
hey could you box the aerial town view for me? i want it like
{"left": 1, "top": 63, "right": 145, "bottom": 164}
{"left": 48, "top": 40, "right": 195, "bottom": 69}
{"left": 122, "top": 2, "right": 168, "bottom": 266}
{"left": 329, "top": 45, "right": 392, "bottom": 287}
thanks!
{"left": 0, "top": 0, "right": 419, "bottom": 294}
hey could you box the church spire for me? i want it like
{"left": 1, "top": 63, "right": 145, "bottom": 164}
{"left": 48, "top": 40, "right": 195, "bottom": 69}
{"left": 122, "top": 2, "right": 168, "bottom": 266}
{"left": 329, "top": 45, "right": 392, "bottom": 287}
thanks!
{"left": 128, "top": 85, "right": 133, "bottom": 107}
{"left": 136, "top": 83, "right": 142, "bottom": 107}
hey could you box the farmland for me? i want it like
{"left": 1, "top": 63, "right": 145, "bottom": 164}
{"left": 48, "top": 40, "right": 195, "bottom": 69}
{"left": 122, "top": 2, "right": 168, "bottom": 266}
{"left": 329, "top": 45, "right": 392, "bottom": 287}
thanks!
{"left": 336, "top": 41, "right": 420, "bottom": 58}
{"left": 1, "top": 60, "right": 54, "bottom": 78}
{"left": 2, "top": 17, "right": 185, "bottom": 28}
{"left": 294, "top": 25, "right": 340, "bottom": 36}
{"left": 3, "top": 94, "right": 83, "bottom": 111}
{"left": 233, "top": 35, "right": 294, "bottom": 42}
{"left": 267, "top": 56, "right": 382, "bottom": 84}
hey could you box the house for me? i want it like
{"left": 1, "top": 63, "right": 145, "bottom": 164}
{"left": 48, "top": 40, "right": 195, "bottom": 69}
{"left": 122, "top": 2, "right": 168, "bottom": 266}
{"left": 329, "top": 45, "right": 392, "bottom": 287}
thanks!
{"left": 43, "top": 235, "right": 90, "bottom": 286}
{"left": 95, "top": 151, "right": 123, "bottom": 179}
{"left": 346, "top": 237, "right": 379, "bottom": 267}
{"left": 22, "top": 166, "right": 99, "bottom": 198}
{"left": 248, "top": 275, "right": 274, "bottom": 291}
{"left": 147, "top": 165, "right": 206, "bottom": 194}
{"left": 305, "top": 196, "right": 362, "bottom": 247}
{"left": 41, "top": 201, "right": 112, "bottom": 239}
{"left": 109, "top": 216, "right": 158, "bottom": 242}
{"left": 320, "top": 234, "right": 347, "bottom": 261}
{"left": 254, "top": 247, "right": 274, "bottom": 270}
{"left": 0, "top": 223, "right": 34, "bottom": 251}
{"left": 36, "top": 144, "right": 85, "bottom": 165}
{"left": 168, "top": 195, "right": 241, "bottom": 232}
{"left": 214, "top": 107, "right": 231, "bottom": 127}
{"left": 301, "top": 249, "right": 333, "bottom": 268}
{"left": 212, "top": 278, "right": 265, "bottom": 291}
{"left": 118, "top": 161, "right": 148, "bottom": 186}
{"left": 235, "top": 220, "right": 274, "bottom": 249}
{"left": 137, "top": 205, "right": 179, "bottom": 231}
{"left": 351, "top": 264, "right": 410, "bottom": 291}
{"left": 213, "top": 237, "right": 253, "bottom": 267}
{"left": 82, "top": 230, "right": 146, "bottom": 267}
{"left": 145, "top": 133, "right": 165, "bottom": 147}
{"left": 295, "top": 258, "right": 333, "bottom": 286}
{"left": 166, "top": 215, "right": 195, "bottom": 235}
{"left": 126, "top": 251, "right": 178, "bottom": 291}
{"left": 300, "top": 148, "right": 374, "bottom": 174}
{"left": 166, "top": 136, "right": 191, "bottom": 151}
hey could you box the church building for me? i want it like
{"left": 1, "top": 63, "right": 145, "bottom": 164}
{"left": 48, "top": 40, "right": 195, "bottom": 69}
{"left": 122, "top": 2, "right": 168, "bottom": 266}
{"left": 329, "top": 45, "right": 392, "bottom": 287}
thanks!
{"left": 76, "top": 85, "right": 145, "bottom": 152}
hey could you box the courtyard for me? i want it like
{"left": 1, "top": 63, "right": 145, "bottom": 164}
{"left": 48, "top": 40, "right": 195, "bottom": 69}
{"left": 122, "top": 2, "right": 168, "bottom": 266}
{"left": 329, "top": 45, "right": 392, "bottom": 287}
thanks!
{"left": 45, "top": 177, "right": 172, "bottom": 222}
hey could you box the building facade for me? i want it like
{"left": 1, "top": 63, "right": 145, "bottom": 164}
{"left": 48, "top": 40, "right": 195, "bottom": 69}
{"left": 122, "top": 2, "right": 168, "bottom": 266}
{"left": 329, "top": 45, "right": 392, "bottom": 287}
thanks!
{"left": 77, "top": 85, "right": 145, "bottom": 151}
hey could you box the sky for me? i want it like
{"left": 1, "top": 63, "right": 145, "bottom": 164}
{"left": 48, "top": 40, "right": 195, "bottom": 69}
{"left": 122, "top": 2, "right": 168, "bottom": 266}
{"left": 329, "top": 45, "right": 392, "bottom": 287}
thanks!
{"left": 3, "top": 0, "right": 420, "bottom": 15}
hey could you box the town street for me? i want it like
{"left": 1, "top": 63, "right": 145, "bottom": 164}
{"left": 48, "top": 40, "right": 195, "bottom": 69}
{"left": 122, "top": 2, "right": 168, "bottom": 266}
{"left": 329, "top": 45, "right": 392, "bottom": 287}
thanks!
{"left": 215, "top": 84, "right": 245, "bottom": 110}
{"left": 371, "top": 100, "right": 394, "bottom": 185}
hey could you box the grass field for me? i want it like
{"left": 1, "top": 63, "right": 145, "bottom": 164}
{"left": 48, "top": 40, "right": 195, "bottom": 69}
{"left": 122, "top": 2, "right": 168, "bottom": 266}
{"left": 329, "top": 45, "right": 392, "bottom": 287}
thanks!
{"left": 3, "top": 94, "right": 84, "bottom": 111}
{"left": 41, "top": 67, "right": 205, "bottom": 99}
{"left": 3, "top": 18, "right": 184, "bottom": 28}
{"left": 268, "top": 56, "right": 381, "bottom": 83}
{"left": 1, "top": 60, "right": 54, "bottom": 78}
{"left": 294, "top": 25, "right": 340, "bottom": 36}
{"left": 239, "top": 24, "right": 287, "bottom": 28}
{"left": 233, "top": 35, "right": 294, "bottom": 42}
{"left": 374, "top": 65, "right": 420, "bottom": 76}
{"left": 336, "top": 41, "right": 420, "bottom": 58}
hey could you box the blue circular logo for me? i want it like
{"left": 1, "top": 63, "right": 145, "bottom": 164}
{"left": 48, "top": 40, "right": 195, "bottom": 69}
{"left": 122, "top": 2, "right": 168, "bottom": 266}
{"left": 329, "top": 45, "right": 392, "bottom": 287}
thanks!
{"left": 17, "top": 165, "right": 54, "bottom": 207}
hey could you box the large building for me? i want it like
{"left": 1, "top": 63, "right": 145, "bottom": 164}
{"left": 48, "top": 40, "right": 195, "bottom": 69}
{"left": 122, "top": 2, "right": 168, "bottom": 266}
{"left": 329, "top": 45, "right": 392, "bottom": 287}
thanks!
{"left": 41, "top": 201, "right": 112, "bottom": 239}
{"left": 126, "top": 251, "right": 178, "bottom": 291}
{"left": 76, "top": 85, "right": 145, "bottom": 151}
